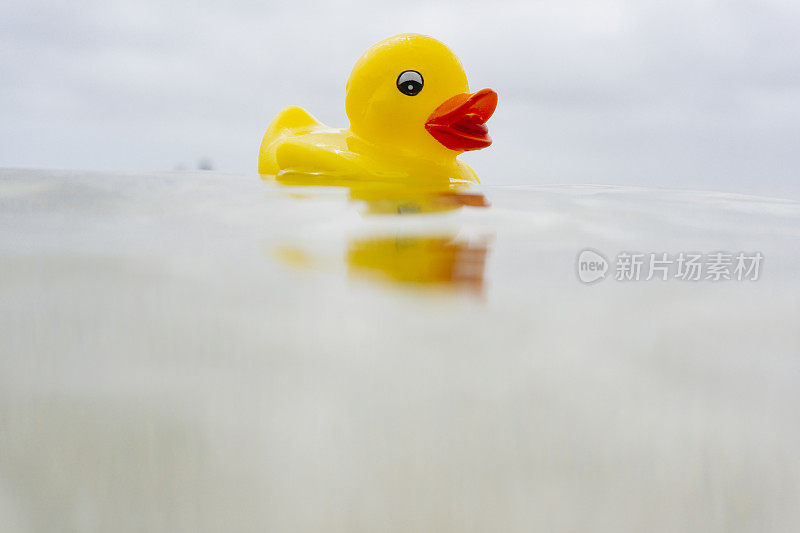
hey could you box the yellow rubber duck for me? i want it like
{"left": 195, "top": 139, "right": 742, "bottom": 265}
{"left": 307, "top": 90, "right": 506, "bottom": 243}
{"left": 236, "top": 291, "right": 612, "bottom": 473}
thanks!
{"left": 258, "top": 33, "right": 498, "bottom": 186}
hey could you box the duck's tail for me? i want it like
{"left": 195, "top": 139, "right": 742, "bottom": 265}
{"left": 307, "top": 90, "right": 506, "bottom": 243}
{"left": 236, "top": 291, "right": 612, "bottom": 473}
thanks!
{"left": 258, "top": 106, "right": 322, "bottom": 175}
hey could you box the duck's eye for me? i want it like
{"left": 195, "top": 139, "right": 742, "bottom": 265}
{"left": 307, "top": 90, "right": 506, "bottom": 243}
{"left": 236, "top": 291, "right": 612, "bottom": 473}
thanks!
{"left": 396, "top": 70, "right": 424, "bottom": 96}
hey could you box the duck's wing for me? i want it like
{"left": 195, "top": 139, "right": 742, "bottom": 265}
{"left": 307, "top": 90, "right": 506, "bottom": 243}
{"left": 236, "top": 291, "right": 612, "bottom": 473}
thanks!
{"left": 273, "top": 137, "right": 365, "bottom": 185}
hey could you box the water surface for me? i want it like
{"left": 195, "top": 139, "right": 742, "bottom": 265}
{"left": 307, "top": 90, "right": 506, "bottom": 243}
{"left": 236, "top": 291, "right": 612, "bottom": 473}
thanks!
{"left": 1, "top": 169, "right": 799, "bottom": 532}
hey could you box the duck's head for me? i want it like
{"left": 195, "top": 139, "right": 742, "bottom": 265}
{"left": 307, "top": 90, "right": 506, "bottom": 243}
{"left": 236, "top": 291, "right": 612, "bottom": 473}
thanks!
{"left": 346, "top": 34, "right": 497, "bottom": 162}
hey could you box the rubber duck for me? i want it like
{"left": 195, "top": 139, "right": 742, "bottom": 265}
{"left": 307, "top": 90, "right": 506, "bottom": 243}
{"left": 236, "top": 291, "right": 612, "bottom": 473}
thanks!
{"left": 258, "top": 34, "right": 497, "bottom": 185}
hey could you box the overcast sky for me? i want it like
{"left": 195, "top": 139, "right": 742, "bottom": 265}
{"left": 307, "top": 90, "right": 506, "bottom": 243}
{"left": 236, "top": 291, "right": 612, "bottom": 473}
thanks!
{"left": 2, "top": 0, "right": 799, "bottom": 196}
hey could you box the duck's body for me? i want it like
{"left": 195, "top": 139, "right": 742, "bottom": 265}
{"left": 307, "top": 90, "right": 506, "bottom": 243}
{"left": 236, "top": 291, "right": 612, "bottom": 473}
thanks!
{"left": 258, "top": 34, "right": 497, "bottom": 186}
{"left": 259, "top": 107, "right": 479, "bottom": 185}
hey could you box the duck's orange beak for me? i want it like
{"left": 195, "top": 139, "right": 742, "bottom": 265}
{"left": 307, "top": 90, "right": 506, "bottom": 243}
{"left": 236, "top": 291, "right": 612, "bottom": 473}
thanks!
{"left": 425, "top": 88, "right": 498, "bottom": 152}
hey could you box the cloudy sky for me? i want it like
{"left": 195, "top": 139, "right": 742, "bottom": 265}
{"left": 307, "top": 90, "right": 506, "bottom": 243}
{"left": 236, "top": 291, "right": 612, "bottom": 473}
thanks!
{"left": 2, "top": 0, "right": 799, "bottom": 196}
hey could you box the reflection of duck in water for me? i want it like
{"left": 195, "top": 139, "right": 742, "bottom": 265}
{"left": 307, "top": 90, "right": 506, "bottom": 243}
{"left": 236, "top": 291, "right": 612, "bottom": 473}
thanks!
{"left": 258, "top": 33, "right": 498, "bottom": 186}
{"left": 347, "top": 235, "right": 490, "bottom": 290}
{"left": 352, "top": 186, "right": 489, "bottom": 214}
{"left": 275, "top": 233, "right": 490, "bottom": 291}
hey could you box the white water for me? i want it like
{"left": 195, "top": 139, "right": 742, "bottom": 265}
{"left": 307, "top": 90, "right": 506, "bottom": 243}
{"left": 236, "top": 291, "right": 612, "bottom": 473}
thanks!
{"left": 1, "top": 169, "right": 799, "bottom": 532}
